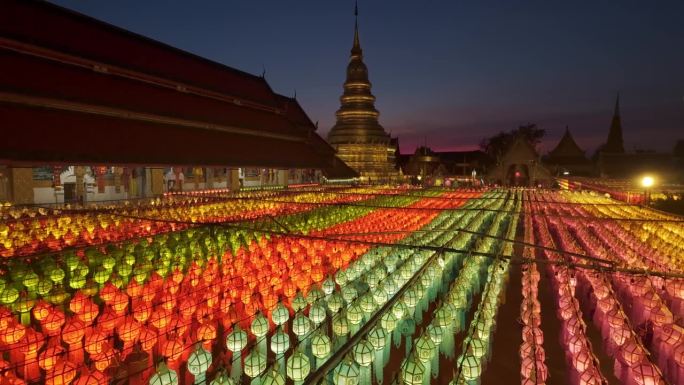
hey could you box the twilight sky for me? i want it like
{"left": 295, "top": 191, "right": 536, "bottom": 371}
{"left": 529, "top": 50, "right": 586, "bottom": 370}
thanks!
{"left": 51, "top": 0, "right": 684, "bottom": 154}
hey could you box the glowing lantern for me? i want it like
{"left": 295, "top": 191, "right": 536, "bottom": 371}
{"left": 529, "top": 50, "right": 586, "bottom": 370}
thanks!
{"left": 311, "top": 331, "right": 332, "bottom": 368}
{"left": 271, "top": 302, "right": 289, "bottom": 326}
{"left": 226, "top": 325, "right": 248, "bottom": 380}
{"left": 271, "top": 327, "right": 290, "bottom": 355}
{"left": 209, "top": 372, "right": 235, "bottom": 385}
{"left": 309, "top": 302, "right": 327, "bottom": 326}
{"left": 400, "top": 356, "right": 425, "bottom": 385}
{"left": 460, "top": 354, "right": 481, "bottom": 381}
{"left": 39, "top": 346, "right": 65, "bottom": 371}
{"left": 327, "top": 294, "right": 343, "bottom": 314}
{"left": 251, "top": 311, "right": 269, "bottom": 353}
{"left": 334, "top": 357, "right": 360, "bottom": 385}
{"left": 46, "top": 360, "right": 77, "bottom": 385}
{"left": 286, "top": 350, "right": 311, "bottom": 385}
{"left": 149, "top": 363, "right": 179, "bottom": 385}
{"left": 292, "top": 312, "right": 312, "bottom": 340}
{"left": 244, "top": 350, "right": 267, "bottom": 383}
{"left": 261, "top": 369, "right": 285, "bottom": 385}
{"left": 187, "top": 345, "right": 213, "bottom": 384}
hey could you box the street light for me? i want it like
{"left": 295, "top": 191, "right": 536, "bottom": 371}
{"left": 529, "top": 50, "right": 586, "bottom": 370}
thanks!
{"left": 640, "top": 175, "right": 655, "bottom": 205}
{"left": 641, "top": 175, "right": 654, "bottom": 188}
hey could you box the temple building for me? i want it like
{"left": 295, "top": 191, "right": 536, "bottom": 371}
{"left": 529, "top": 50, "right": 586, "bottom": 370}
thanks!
{"left": 595, "top": 94, "right": 677, "bottom": 178}
{"left": 487, "top": 135, "right": 552, "bottom": 186}
{"left": 544, "top": 127, "right": 593, "bottom": 176}
{"left": 326, "top": 6, "right": 398, "bottom": 182}
{"left": 0, "top": 0, "right": 355, "bottom": 204}
{"left": 398, "top": 147, "right": 491, "bottom": 186}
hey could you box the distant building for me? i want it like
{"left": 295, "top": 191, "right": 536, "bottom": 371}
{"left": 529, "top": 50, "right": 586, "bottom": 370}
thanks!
{"left": 487, "top": 135, "right": 552, "bottom": 186}
{"left": 398, "top": 147, "right": 491, "bottom": 186}
{"left": 326, "top": 6, "right": 398, "bottom": 183}
{"left": 544, "top": 127, "right": 593, "bottom": 176}
{"left": 595, "top": 94, "right": 677, "bottom": 179}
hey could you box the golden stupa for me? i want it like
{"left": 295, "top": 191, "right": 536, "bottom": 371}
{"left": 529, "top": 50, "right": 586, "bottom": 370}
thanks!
{"left": 327, "top": 6, "right": 398, "bottom": 183}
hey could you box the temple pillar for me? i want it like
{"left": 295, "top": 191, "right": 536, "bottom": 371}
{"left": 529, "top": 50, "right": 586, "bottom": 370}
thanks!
{"left": 7, "top": 167, "right": 33, "bottom": 204}
{"left": 150, "top": 168, "right": 164, "bottom": 196}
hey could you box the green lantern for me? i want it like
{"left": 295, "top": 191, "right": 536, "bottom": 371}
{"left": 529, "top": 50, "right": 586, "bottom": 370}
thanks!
{"left": 335, "top": 270, "right": 348, "bottom": 287}
{"left": 261, "top": 369, "right": 285, "bottom": 385}
{"left": 460, "top": 354, "right": 481, "bottom": 381}
{"left": 400, "top": 356, "right": 425, "bottom": 385}
{"left": 36, "top": 279, "right": 53, "bottom": 296}
{"left": 292, "top": 312, "right": 312, "bottom": 340}
{"left": 415, "top": 334, "right": 436, "bottom": 363}
{"left": 333, "top": 358, "right": 360, "bottom": 385}
{"left": 93, "top": 267, "right": 110, "bottom": 285}
{"left": 209, "top": 371, "right": 235, "bottom": 385}
{"left": 341, "top": 285, "right": 357, "bottom": 304}
{"left": 243, "top": 350, "right": 267, "bottom": 381}
{"left": 292, "top": 292, "right": 308, "bottom": 312}
{"left": 347, "top": 303, "right": 364, "bottom": 327}
{"left": 22, "top": 270, "right": 39, "bottom": 289}
{"left": 308, "top": 302, "right": 327, "bottom": 326}
{"left": 368, "top": 326, "right": 388, "bottom": 384}
{"left": 271, "top": 302, "right": 289, "bottom": 326}
{"left": 226, "top": 325, "right": 247, "bottom": 381}
{"left": 48, "top": 267, "right": 65, "bottom": 284}
{"left": 306, "top": 286, "right": 324, "bottom": 304}
{"left": 332, "top": 314, "right": 350, "bottom": 337}
{"left": 0, "top": 287, "right": 19, "bottom": 305}
{"left": 271, "top": 326, "right": 289, "bottom": 353}
{"left": 353, "top": 339, "right": 374, "bottom": 367}
{"left": 322, "top": 276, "right": 336, "bottom": 295}
{"left": 286, "top": 350, "right": 311, "bottom": 385}
{"left": 327, "top": 293, "right": 343, "bottom": 314}
{"left": 187, "top": 345, "right": 212, "bottom": 384}
{"left": 311, "top": 331, "right": 332, "bottom": 362}
{"left": 149, "top": 363, "right": 179, "bottom": 385}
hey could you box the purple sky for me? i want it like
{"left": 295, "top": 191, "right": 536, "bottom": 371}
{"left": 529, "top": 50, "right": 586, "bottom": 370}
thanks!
{"left": 51, "top": 0, "right": 684, "bottom": 155}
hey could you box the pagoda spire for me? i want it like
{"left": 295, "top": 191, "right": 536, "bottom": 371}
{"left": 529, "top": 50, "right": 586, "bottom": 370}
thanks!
{"left": 351, "top": 1, "right": 362, "bottom": 57}
{"left": 603, "top": 92, "right": 625, "bottom": 153}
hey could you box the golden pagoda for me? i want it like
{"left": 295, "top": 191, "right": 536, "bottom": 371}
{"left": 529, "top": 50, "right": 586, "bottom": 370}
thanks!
{"left": 327, "top": 4, "right": 398, "bottom": 182}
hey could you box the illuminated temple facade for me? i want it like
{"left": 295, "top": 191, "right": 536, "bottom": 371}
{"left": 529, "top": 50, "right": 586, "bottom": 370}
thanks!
{"left": 327, "top": 9, "right": 398, "bottom": 182}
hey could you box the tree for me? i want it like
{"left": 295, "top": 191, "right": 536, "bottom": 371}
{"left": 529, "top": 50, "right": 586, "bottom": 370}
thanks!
{"left": 480, "top": 124, "right": 545, "bottom": 161}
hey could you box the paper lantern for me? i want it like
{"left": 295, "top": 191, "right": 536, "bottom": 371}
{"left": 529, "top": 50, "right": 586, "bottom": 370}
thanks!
{"left": 226, "top": 325, "right": 247, "bottom": 352}
{"left": 243, "top": 350, "right": 267, "bottom": 379}
{"left": 271, "top": 327, "right": 290, "bottom": 355}
{"left": 292, "top": 312, "right": 312, "bottom": 339}
{"left": 149, "top": 363, "right": 179, "bottom": 385}
{"left": 46, "top": 360, "right": 77, "bottom": 385}
{"left": 400, "top": 356, "right": 425, "bottom": 385}
{"left": 187, "top": 345, "right": 212, "bottom": 383}
{"left": 327, "top": 293, "right": 344, "bottom": 314}
{"left": 311, "top": 331, "right": 332, "bottom": 359}
{"left": 271, "top": 302, "right": 289, "bottom": 326}
{"left": 309, "top": 303, "right": 327, "bottom": 325}
{"left": 251, "top": 312, "right": 269, "bottom": 338}
{"left": 261, "top": 369, "right": 286, "bottom": 385}
{"left": 353, "top": 340, "right": 375, "bottom": 367}
{"left": 415, "top": 334, "right": 436, "bottom": 363}
{"left": 333, "top": 314, "right": 350, "bottom": 337}
{"left": 333, "top": 358, "right": 360, "bottom": 385}
{"left": 286, "top": 351, "right": 311, "bottom": 384}
{"left": 460, "top": 354, "right": 481, "bottom": 380}
{"left": 209, "top": 372, "right": 235, "bottom": 385}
